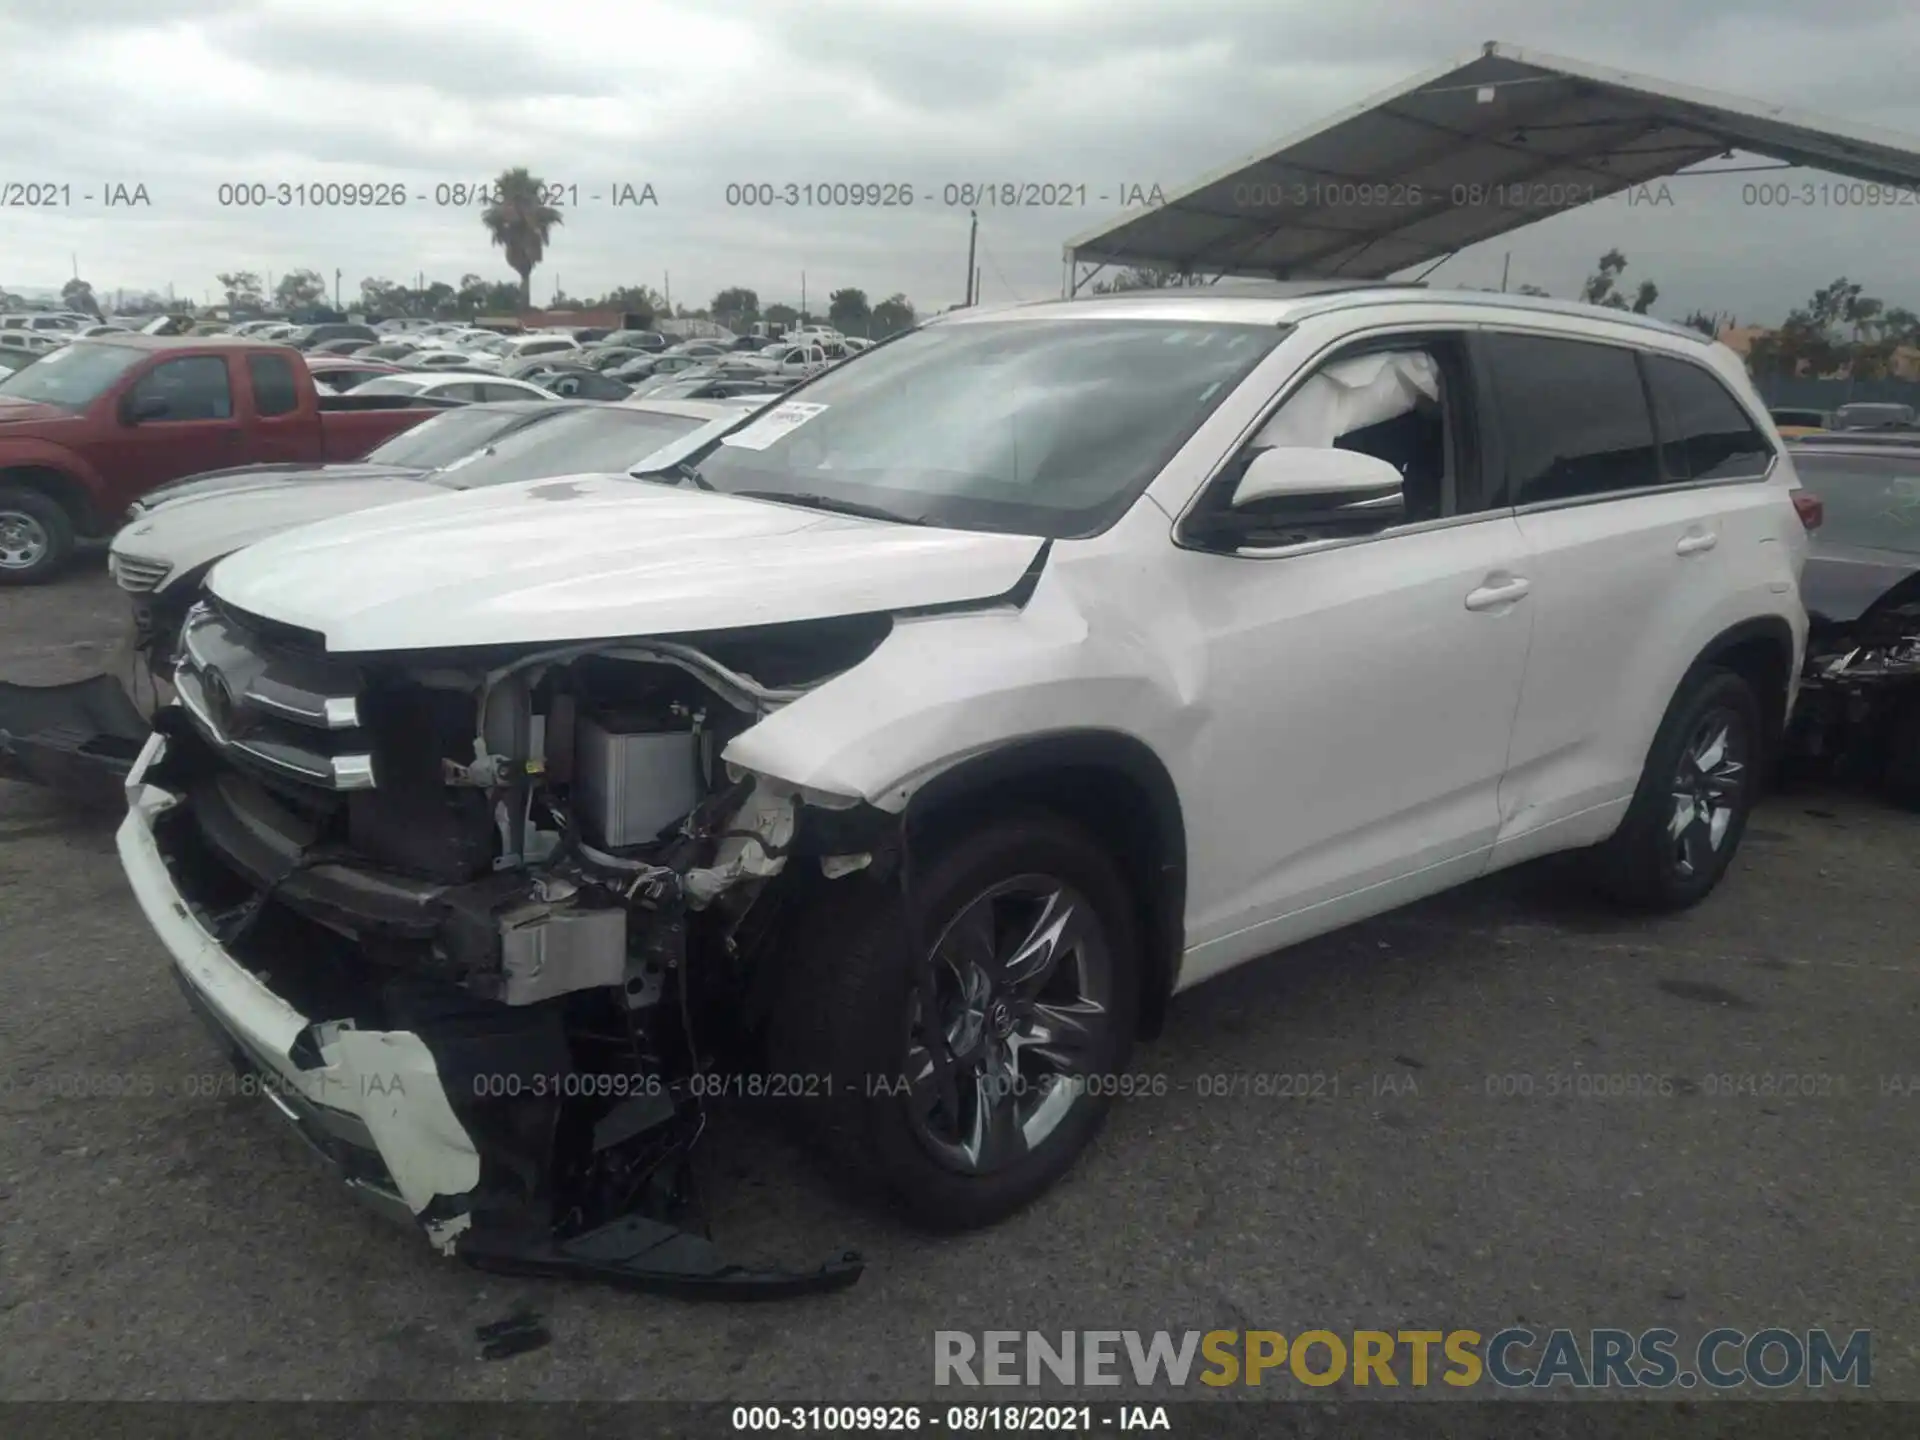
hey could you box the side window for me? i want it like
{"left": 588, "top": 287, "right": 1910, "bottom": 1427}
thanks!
{"left": 131, "top": 356, "right": 233, "bottom": 421}
{"left": 1479, "top": 333, "right": 1658, "bottom": 505}
{"left": 246, "top": 353, "right": 299, "bottom": 417}
{"left": 484, "top": 382, "right": 536, "bottom": 401}
{"left": 438, "top": 383, "right": 484, "bottom": 402}
{"left": 1643, "top": 354, "right": 1772, "bottom": 481}
{"left": 1187, "top": 341, "right": 1461, "bottom": 549}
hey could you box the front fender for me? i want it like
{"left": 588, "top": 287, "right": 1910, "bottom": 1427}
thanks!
{"left": 720, "top": 551, "right": 1202, "bottom": 812}
{"left": 0, "top": 440, "right": 106, "bottom": 508}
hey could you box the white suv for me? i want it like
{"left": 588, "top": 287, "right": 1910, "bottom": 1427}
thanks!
{"left": 116, "top": 283, "right": 1810, "bottom": 1285}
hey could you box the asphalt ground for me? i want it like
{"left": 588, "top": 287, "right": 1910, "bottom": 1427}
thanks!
{"left": 2, "top": 561, "right": 1915, "bottom": 1405}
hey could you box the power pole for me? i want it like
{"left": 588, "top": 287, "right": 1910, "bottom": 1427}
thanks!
{"left": 964, "top": 210, "right": 978, "bottom": 305}
{"left": 334, "top": 268, "right": 342, "bottom": 308}
{"left": 1500, "top": 252, "right": 1511, "bottom": 292}
{"left": 801, "top": 271, "right": 807, "bottom": 322}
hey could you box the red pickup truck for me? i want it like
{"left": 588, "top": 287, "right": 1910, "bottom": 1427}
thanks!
{"left": 0, "top": 335, "right": 447, "bottom": 583}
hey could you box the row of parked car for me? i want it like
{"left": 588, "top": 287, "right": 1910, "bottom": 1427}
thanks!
{"left": 211, "top": 315, "right": 871, "bottom": 405}
{"left": 1, "top": 282, "right": 1912, "bottom": 1298}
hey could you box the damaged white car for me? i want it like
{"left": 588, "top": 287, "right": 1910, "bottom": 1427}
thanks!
{"left": 116, "top": 283, "right": 1810, "bottom": 1292}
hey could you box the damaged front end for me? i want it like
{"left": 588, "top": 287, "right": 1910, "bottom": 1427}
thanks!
{"left": 1788, "top": 575, "right": 1920, "bottom": 806}
{"left": 118, "top": 598, "right": 895, "bottom": 1294}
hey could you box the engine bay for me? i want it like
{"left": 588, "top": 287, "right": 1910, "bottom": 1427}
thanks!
{"left": 141, "top": 599, "right": 898, "bottom": 1293}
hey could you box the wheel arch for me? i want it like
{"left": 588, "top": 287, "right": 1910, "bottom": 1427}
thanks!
{"left": 0, "top": 461, "right": 108, "bottom": 537}
{"left": 900, "top": 730, "right": 1187, "bottom": 1039}
{"left": 1692, "top": 613, "right": 1797, "bottom": 763}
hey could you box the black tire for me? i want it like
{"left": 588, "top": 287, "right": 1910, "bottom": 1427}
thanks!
{"left": 1585, "top": 666, "right": 1763, "bottom": 911}
{"left": 0, "top": 485, "right": 75, "bottom": 586}
{"left": 770, "top": 810, "right": 1141, "bottom": 1231}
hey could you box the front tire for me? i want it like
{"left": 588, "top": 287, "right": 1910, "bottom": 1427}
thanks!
{"left": 772, "top": 811, "right": 1141, "bottom": 1230}
{"left": 0, "top": 486, "right": 74, "bottom": 586}
{"left": 1585, "top": 666, "right": 1763, "bottom": 911}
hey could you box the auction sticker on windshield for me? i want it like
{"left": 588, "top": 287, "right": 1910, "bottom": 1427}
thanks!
{"left": 721, "top": 401, "right": 828, "bottom": 450}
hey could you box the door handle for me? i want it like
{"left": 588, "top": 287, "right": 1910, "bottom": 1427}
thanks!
{"left": 1465, "top": 576, "right": 1531, "bottom": 611}
{"left": 1676, "top": 531, "right": 1718, "bottom": 556}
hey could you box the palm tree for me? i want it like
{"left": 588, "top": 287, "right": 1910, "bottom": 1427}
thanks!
{"left": 481, "top": 168, "right": 563, "bottom": 309}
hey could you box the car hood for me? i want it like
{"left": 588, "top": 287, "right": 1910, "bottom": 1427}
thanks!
{"left": 1802, "top": 542, "right": 1920, "bottom": 628}
{"left": 0, "top": 397, "right": 70, "bottom": 424}
{"left": 207, "top": 474, "right": 1046, "bottom": 653}
{"left": 115, "top": 477, "right": 450, "bottom": 586}
{"left": 138, "top": 461, "right": 429, "bottom": 508}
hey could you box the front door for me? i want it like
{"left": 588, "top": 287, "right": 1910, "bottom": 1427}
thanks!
{"left": 1167, "top": 335, "right": 1535, "bottom": 987}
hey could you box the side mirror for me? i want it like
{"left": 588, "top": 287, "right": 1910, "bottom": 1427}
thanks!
{"left": 123, "top": 393, "right": 171, "bottom": 424}
{"left": 1231, "top": 446, "right": 1406, "bottom": 511}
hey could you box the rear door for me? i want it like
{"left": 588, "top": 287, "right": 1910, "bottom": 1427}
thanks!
{"left": 241, "top": 351, "right": 314, "bottom": 465}
{"left": 1481, "top": 330, "right": 1779, "bottom": 862}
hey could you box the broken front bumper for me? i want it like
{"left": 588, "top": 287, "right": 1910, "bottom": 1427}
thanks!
{"left": 118, "top": 731, "right": 484, "bottom": 1248}
{"left": 118, "top": 730, "right": 863, "bottom": 1296}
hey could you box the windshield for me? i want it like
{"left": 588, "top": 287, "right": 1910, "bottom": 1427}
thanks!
{"left": 367, "top": 406, "right": 543, "bottom": 468}
{"left": 0, "top": 340, "right": 146, "bottom": 407}
{"left": 689, "top": 318, "right": 1282, "bottom": 536}
{"left": 1796, "top": 454, "right": 1920, "bottom": 556}
{"left": 437, "top": 406, "right": 705, "bottom": 488}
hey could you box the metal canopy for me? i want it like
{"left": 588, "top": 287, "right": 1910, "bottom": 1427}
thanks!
{"left": 1064, "top": 41, "right": 1920, "bottom": 284}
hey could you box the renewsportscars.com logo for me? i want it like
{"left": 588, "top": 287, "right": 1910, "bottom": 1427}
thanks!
{"left": 933, "top": 1328, "right": 1872, "bottom": 1391}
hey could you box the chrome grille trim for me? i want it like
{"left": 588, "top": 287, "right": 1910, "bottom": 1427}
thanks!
{"left": 110, "top": 552, "right": 172, "bottom": 594}
{"left": 173, "top": 602, "right": 376, "bottom": 791}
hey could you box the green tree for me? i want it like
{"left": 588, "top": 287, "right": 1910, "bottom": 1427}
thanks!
{"left": 827, "top": 287, "right": 871, "bottom": 335}
{"left": 360, "top": 277, "right": 405, "bottom": 314}
{"left": 60, "top": 277, "right": 102, "bottom": 317}
{"left": 765, "top": 302, "right": 800, "bottom": 330}
{"left": 1680, "top": 310, "right": 1722, "bottom": 337}
{"left": 1515, "top": 283, "right": 1552, "bottom": 297}
{"left": 710, "top": 287, "right": 759, "bottom": 332}
{"left": 599, "top": 285, "right": 666, "bottom": 326}
{"left": 481, "top": 168, "right": 563, "bottom": 308}
{"left": 1579, "top": 249, "right": 1657, "bottom": 313}
{"left": 871, "top": 293, "right": 916, "bottom": 337}
{"left": 216, "top": 271, "right": 265, "bottom": 311}
{"left": 274, "top": 268, "right": 327, "bottom": 311}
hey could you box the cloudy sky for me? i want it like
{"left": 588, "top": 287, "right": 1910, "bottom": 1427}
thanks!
{"left": 3, "top": 0, "right": 1917, "bottom": 323}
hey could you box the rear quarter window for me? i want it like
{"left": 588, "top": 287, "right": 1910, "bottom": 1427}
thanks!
{"left": 1643, "top": 354, "right": 1772, "bottom": 481}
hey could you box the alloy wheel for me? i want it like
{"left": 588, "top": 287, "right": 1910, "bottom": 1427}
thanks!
{"left": 906, "top": 875, "right": 1114, "bottom": 1175}
{"left": 1668, "top": 707, "right": 1748, "bottom": 880}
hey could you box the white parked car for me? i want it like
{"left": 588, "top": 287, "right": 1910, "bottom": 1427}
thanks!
{"left": 1, "top": 313, "right": 85, "bottom": 334}
{"left": 499, "top": 333, "right": 584, "bottom": 363}
{"left": 0, "top": 331, "right": 65, "bottom": 356}
{"left": 108, "top": 398, "right": 759, "bottom": 672}
{"left": 117, "top": 283, "right": 1810, "bottom": 1286}
{"left": 346, "top": 372, "right": 560, "bottom": 402}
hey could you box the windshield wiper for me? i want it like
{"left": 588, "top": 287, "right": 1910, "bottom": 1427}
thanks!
{"left": 629, "top": 459, "right": 715, "bottom": 491}
{"left": 732, "top": 490, "right": 927, "bottom": 525}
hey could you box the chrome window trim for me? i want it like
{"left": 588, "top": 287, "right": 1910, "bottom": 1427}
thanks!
{"left": 1510, "top": 457, "right": 1779, "bottom": 518}
{"left": 1220, "top": 506, "right": 1516, "bottom": 562}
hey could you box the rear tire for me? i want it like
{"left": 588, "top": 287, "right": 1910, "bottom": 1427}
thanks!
{"left": 770, "top": 810, "right": 1140, "bottom": 1231}
{"left": 0, "top": 486, "right": 74, "bottom": 586}
{"left": 1585, "top": 666, "right": 1763, "bottom": 911}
